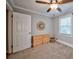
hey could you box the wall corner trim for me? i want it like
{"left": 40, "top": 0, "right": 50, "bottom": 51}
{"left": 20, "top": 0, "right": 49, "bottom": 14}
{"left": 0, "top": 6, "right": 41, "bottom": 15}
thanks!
{"left": 13, "top": 5, "right": 52, "bottom": 18}
{"left": 6, "top": 1, "right": 13, "bottom": 11}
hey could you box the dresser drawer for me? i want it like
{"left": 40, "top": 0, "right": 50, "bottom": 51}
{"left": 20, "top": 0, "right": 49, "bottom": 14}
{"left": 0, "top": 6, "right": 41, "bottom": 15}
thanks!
{"left": 32, "top": 34, "right": 49, "bottom": 47}
{"left": 42, "top": 38, "right": 49, "bottom": 43}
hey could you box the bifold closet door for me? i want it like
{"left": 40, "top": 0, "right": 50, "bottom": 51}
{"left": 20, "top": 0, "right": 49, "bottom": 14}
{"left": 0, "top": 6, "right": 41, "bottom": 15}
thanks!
{"left": 13, "top": 12, "right": 31, "bottom": 53}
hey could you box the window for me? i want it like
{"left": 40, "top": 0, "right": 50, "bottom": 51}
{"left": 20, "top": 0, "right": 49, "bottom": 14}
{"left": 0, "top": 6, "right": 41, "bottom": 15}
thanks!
{"left": 59, "top": 16, "right": 72, "bottom": 35}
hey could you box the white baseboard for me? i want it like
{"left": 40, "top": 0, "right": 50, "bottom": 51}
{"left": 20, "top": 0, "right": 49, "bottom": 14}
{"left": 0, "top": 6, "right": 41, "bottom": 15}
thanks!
{"left": 56, "top": 39, "right": 73, "bottom": 48}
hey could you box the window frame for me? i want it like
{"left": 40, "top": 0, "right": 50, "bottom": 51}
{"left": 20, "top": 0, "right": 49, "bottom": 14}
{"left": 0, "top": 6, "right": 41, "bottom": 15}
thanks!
{"left": 59, "top": 14, "right": 72, "bottom": 37}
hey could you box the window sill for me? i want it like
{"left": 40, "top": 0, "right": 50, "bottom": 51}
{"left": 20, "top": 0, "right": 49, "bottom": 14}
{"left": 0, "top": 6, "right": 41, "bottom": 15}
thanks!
{"left": 59, "top": 33, "right": 72, "bottom": 38}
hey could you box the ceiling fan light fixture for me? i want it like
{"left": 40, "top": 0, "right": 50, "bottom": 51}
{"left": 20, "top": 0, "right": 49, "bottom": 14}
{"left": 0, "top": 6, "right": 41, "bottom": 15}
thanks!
{"left": 50, "top": 4, "right": 58, "bottom": 9}
{"left": 52, "top": 0, "right": 56, "bottom": 3}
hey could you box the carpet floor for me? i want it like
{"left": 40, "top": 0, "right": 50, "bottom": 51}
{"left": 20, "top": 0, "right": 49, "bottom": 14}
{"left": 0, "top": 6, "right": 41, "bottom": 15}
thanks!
{"left": 8, "top": 42, "right": 73, "bottom": 59}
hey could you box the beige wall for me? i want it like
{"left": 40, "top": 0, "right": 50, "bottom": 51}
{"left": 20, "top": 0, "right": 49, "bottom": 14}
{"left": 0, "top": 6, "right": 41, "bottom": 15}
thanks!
{"left": 8, "top": 9, "right": 13, "bottom": 53}
{"left": 7, "top": 7, "right": 54, "bottom": 53}
{"left": 53, "top": 13, "right": 73, "bottom": 47}
{"left": 14, "top": 8, "right": 54, "bottom": 36}
{"left": 7, "top": 1, "right": 13, "bottom": 53}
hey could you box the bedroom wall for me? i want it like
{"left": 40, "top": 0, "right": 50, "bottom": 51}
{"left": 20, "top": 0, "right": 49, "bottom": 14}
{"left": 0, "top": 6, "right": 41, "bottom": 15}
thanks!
{"left": 53, "top": 13, "right": 73, "bottom": 47}
{"left": 14, "top": 8, "right": 54, "bottom": 36}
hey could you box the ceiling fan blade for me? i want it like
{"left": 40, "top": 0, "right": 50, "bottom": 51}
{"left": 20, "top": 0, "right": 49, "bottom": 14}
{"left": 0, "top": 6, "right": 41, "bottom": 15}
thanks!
{"left": 57, "top": 8, "right": 62, "bottom": 12}
{"left": 47, "top": 8, "right": 51, "bottom": 12}
{"left": 36, "top": 1, "right": 49, "bottom": 4}
{"left": 59, "top": 0, "right": 73, "bottom": 4}
{"left": 50, "top": 0, "right": 52, "bottom": 3}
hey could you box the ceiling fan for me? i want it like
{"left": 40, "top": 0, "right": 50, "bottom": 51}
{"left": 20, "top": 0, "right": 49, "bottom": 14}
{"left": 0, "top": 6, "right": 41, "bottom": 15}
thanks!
{"left": 35, "top": 0, "right": 73, "bottom": 12}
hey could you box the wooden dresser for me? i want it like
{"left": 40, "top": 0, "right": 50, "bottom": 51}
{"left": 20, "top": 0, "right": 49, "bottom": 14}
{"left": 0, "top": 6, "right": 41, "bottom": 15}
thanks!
{"left": 32, "top": 34, "right": 50, "bottom": 47}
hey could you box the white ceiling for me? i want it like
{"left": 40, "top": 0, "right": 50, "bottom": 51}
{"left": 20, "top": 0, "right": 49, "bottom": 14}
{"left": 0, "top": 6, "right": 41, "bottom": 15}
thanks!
{"left": 8, "top": 0, "right": 73, "bottom": 17}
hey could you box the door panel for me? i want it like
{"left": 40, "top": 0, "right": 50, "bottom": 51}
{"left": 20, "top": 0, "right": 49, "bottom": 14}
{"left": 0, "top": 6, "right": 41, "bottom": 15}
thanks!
{"left": 13, "top": 12, "right": 31, "bottom": 53}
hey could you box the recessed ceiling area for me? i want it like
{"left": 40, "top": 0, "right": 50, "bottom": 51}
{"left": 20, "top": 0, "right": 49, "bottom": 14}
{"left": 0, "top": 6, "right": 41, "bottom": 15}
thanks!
{"left": 7, "top": 0, "right": 73, "bottom": 17}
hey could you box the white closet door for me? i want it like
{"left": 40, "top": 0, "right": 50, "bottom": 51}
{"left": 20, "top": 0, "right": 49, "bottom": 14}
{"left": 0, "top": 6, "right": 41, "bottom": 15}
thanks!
{"left": 13, "top": 12, "right": 31, "bottom": 53}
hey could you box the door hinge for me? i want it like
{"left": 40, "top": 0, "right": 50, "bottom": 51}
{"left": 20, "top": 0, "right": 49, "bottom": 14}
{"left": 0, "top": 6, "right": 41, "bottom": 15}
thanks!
{"left": 11, "top": 14, "right": 13, "bottom": 18}
{"left": 11, "top": 45, "right": 13, "bottom": 49}
{"left": 11, "top": 45, "right": 13, "bottom": 53}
